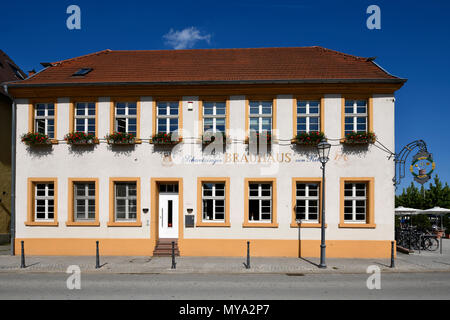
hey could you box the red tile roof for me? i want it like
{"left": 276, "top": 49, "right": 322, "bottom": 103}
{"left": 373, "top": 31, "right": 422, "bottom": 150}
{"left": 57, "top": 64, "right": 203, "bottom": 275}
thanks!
{"left": 10, "top": 47, "right": 404, "bottom": 86}
{"left": 0, "top": 50, "right": 27, "bottom": 95}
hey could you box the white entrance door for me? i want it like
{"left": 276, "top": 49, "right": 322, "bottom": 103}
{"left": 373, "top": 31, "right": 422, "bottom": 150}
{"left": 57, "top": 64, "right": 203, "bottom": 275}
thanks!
{"left": 158, "top": 193, "right": 179, "bottom": 238}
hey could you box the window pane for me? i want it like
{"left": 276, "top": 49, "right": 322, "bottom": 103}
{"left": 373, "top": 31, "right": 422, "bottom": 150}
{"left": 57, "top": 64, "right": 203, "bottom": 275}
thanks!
{"left": 249, "top": 200, "right": 260, "bottom": 221}
{"left": 203, "top": 199, "right": 214, "bottom": 220}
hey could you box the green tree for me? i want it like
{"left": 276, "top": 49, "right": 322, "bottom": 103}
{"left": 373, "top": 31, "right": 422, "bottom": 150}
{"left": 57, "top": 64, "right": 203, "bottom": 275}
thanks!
{"left": 396, "top": 175, "right": 450, "bottom": 231}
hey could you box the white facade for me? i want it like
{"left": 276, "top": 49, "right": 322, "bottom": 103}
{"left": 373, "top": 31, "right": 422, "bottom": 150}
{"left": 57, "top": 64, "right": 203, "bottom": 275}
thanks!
{"left": 14, "top": 93, "right": 397, "bottom": 257}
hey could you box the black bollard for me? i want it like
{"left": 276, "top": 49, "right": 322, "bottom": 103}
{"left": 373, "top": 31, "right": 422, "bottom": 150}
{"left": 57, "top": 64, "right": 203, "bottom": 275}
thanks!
{"left": 246, "top": 241, "right": 250, "bottom": 269}
{"left": 418, "top": 234, "right": 421, "bottom": 254}
{"left": 95, "top": 241, "right": 100, "bottom": 269}
{"left": 171, "top": 241, "right": 176, "bottom": 269}
{"left": 390, "top": 241, "right": 395, "bottom": 268}
{"left": 20, "top": 241, "right": 25, "bottom": 269}
{"left": 440, "top": 236, "right": 443, "bottom": 255}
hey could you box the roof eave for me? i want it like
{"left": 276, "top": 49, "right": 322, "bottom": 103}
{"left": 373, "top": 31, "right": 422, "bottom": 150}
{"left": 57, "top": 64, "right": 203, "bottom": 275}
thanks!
{"left": 7, "top": 78, "right": 407, "bottom": 88}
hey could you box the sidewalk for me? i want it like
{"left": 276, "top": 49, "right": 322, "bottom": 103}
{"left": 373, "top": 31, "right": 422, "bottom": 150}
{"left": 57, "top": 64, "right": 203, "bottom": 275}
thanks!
{"left": 0, "top": 240, "right": 449, "bottom": 275}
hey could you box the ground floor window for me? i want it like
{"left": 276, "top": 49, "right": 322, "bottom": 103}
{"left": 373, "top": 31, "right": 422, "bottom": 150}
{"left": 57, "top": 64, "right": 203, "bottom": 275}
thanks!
{"left": 248, "top": 182, "right": 272, "bottom": 222}
{"left": 114, "top": 182, "right": 137, "bottom": 221}
{"left": 74, "top": 182, "right": 96, "bottom": 221}
{"left": 340, "top": 178, "right": 375, "bottom": 228}
{"left": 35, "top": 183, "right": 55, "bottom": 221}
{"left": 295, "top": 182, "right": 319, "bottom": 222}
{"left": 26, "top": 178, "right": 58, "bottom": 226}
{"left": 202, "top": 182, "right": 225, "bottom": 222}
{"left": 344, "top": 182, "right": 367, "bottom": 223}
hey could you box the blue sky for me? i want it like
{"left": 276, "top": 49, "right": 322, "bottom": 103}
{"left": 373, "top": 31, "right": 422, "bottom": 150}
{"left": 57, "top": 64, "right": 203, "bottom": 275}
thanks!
{"left": 1, "top": 0, "right": 449, "bottom": 192}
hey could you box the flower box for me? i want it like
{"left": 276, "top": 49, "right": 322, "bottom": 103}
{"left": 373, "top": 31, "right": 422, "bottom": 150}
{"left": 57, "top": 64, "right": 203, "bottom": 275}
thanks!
{"left": 202, "top": 133, "right": 227, "bottom": 146}
{"left": 65, "top": 132, "right": 99, "bottom": 145}
{"left": 105, "top": 132, "right": 136, "bottom": 145}
{"left": 343, "top": 132, "right": 376, "bottom": 145}
{"left": 293, "top": 131, "right": 325, "bottom": 146}
{"left": 21, "top": 132, "right": 52, "bottom": 146}
{"left": 245, "top": 132, "right": 272, "bottom": 144}
{"left": 151, "top": 133, "right": 182, "bottom": 145}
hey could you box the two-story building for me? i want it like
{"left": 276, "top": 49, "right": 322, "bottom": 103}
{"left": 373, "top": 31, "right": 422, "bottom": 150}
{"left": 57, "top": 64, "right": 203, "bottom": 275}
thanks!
{"left": 6, "top": 47, "right": 406, "bottom": 257}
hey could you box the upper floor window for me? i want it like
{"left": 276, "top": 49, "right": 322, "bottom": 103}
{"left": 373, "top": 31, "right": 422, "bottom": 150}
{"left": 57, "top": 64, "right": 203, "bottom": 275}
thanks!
{"left": 35, "top": 103, "right": 55, "bottom": 138}
{"left": 115, "top": 102, "right": 137, "bottom": 136}
{"left": 297, "top": 100, "right": 320, "bottom": 134}
{"left": 249, "top": 101, "right": 272, "bottom": 134}
{"left": 157, "top": 101, "right": 179, "bottom": 134}
{"left": 344, "top": 100, "right": 367, "bottom": 135}
{"left": 203, "top": 102, "right": 226, "bottom": 134}
{"left": 75, "top": 102, "right": 96, "bottom": 135}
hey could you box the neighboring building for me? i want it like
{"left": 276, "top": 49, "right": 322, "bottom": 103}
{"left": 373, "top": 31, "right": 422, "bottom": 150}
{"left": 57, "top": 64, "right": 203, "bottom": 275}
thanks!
{"left": 0, "top": 50, "right": 26, "bottom": 244}
{"left": 7, "top": 47, "right": 406, "bottom": 257}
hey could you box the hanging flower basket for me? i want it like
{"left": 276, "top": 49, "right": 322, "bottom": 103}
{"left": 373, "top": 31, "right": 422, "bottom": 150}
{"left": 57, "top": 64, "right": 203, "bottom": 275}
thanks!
{"left": 105, "top": 132, "right": 136, "bottom": 145}
{"left": 202, "top": 132, "right": 227, "bottom": 146}
{"left": 245, "top": 132, "right": 272, "bottom": 144}
{"left": 343, "top": 132, "right": 376, "bottom": 145}
{"left": 151, "top": 132, "right": 182, "bottom": 145}
{"left": 293, "top": 131, "right": 325, "bottom": 146}
{"left": 21, "top": 132, "right": 51, "bottom": 146}
{"left": 65, "top": 132, "right": 99, "bottom": 145}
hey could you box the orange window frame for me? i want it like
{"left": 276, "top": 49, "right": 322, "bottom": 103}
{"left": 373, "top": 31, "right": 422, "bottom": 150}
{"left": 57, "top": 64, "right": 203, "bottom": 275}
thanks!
{"left": 28, "top": 101, "right": 58, "bottom": 144}
{"left": 66, "top": 178, "right": 100, "bottom": 227}
{"left": 196, "top": 177, "right": 231, "bottom": 227}
{"left": 26, "top": 178, "right": 58, "bottom": 226}
{"left": 243, "top": 178, "right": 278, "bottom": 228}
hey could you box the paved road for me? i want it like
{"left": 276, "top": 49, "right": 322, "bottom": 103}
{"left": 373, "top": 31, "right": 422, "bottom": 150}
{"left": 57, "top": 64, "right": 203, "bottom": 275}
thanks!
{"left": 0, "top": 271, "right": 449, "bottom": 300}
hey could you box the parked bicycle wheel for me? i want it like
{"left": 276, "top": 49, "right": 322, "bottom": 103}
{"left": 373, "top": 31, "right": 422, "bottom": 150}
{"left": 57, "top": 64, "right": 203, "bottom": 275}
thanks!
{"left": 426, "top": 237, "right": 439, "bottom": 251}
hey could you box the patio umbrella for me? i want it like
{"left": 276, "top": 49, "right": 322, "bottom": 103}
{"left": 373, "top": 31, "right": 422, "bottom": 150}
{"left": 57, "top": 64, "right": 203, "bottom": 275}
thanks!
{"left": 395, "top": 206, "right": 420, "bottom": 229}
{"left": 395, "top": 206, "right": 419, "bottom": 215}
{"left": 419, "top": 207, "right": 450, "bottom": 230}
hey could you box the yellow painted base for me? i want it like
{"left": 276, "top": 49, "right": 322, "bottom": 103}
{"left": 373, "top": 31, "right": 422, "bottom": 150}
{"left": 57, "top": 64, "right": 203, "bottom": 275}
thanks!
{"left": 15, "top": 238, "right": 395, "bottom": 258}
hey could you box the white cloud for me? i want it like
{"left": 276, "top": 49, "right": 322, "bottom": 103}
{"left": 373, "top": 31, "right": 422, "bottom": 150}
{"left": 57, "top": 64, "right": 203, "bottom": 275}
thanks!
{"left": 163, "top": 27, "right": 211, "bottom": 50}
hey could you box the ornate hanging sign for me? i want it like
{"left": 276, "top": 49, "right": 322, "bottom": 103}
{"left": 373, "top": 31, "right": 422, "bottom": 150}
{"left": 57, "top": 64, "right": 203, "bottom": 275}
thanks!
{"left": 410, "top": 151, "right": 435, "bottom": 185}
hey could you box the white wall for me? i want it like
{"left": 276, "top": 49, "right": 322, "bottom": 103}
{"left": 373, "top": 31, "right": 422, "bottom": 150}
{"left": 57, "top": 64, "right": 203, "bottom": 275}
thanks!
{"left": 15, "top": 94, "right": 396, "bottom": 241}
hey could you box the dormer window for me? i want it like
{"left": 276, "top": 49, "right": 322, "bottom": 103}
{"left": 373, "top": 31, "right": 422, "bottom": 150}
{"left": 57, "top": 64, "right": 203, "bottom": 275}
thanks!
{"left": 72, "top": 68, "right": 93, "bottom": 76}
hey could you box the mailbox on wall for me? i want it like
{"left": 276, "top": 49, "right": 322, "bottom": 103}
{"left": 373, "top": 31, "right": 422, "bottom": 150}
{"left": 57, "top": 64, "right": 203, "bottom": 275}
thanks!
{"left": 185, "top": 215, "right": 195, "bottom": 228}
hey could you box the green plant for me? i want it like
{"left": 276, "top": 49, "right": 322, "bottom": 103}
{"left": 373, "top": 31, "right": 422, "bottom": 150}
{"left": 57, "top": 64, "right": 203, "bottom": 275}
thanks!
{"left": 21, "top": 132, "right": 50, "bottom": 146}
{"left": 105, "top": 132, "right": 135, "bottom": 144}
{"left": 151, "top": 132, "right": 182, "bottom": 145}
{"left": 202, "top": 132, "right": 227, "bottom": 145}
{"left": 294, "top": 131, "right": 325, "bottom": 145}
{"left": 343, "top": 131, "right": 376, "bottom": 144}
{"left": 245, "top": 131, "right": 271, "bottom": 144}
{"left": 65, "top": 132, "right": 98, "bottom": 144}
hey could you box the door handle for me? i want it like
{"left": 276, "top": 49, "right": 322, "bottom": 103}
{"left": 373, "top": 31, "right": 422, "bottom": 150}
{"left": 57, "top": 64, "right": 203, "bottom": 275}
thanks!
{"left": 160, "top": 208, "right": 163, "bottom": 227}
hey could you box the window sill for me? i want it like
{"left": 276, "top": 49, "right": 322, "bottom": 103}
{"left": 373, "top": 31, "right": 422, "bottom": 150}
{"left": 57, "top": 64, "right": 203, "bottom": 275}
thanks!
{"left": 50, "top": 139, "right": 59, "bottom": 144}
{"left": 338, "top": 223, "right": 376, "bottom": 229}
{"left": 107, "top": 139, "right": 141, "bottom": 145}
{"left": 66, "top": 221, "right": 100, "bottom": 227}
{"left": 242, "top": 222, "right": 279, "bottom": 228}
{"left": 290, "top": 222, "right": 327, "bottom": 228}
{"left": 107, "top": 221, "right": 142, "bottom": 227}
{"left": 25, "top": 221, "right": 59, "bottom": 227}
{"left": 196, "top": 222, "right": 231, "bottom": 227}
